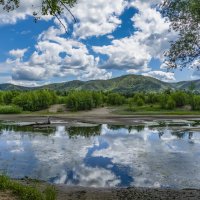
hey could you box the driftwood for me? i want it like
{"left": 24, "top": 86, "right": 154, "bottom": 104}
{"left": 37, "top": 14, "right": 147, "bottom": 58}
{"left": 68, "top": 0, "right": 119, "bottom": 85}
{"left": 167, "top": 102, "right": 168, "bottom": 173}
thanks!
{"left": 35, "top": 117, "right": 51, "bottom": 125}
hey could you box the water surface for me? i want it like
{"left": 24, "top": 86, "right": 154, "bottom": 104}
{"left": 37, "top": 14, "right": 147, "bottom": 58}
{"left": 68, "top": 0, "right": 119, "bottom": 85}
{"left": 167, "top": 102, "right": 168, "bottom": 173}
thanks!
{"left": 0, "top": 123, "right": 200, "bottom": 188}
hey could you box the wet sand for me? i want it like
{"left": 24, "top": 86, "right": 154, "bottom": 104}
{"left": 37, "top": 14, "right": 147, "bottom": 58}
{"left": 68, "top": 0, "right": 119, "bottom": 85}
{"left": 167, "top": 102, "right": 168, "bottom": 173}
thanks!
{"left": 1, "top": 110, "right": 200, "bottom": 126}
{"left": 55, "top": 186, "right": 200, "bottom": 200}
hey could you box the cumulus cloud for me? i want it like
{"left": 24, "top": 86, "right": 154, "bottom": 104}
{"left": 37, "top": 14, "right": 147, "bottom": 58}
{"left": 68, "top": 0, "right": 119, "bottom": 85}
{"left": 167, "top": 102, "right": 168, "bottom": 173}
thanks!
{"left": 8, "top": 25, "right": 111, "bottom": 82}
{"left": 93, "top": 0, "right": 176, "bottom": 74}
{"left": 191, "top": 68, "right": 200, "bottom": 80}
{"left": 9, "top": 48, "right": 28, "bottom": 59}
{"left": 93, "top": 36, "right": 151, "bottom": 72}
{"left": 0, "top": 0, "right": 180, "bottom": 84}
{"left": 142, "top": 70, "right": 175, "bottom": 82}
{"left": 0, "top": 0, "right": 44, "bottom": 24}
{"left": 71, "top": 0, "right": 128, "bottom": 38}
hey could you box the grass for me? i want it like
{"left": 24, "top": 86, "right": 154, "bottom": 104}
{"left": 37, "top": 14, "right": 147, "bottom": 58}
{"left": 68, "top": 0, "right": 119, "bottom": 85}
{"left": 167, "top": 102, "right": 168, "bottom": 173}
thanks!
{"left": 0, "top": 175, "right": 56, "bottom": 200}
{"left": 112, "top": 104, "right": 200, "bottom": 115}
{"left": 0, "top": 105, "right": 22, "bottom": 114}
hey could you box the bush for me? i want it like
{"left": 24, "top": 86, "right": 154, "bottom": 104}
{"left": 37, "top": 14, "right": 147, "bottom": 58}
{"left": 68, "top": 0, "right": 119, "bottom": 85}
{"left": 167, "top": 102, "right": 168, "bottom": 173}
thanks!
{"left": 66, "top": 91, "right": 104, "bottom": 111}
{"left": 0, "top": 105, "right": 22, "bottom": 114}
{"left": 107, "top": 93, "right": 126, "bottom": 106}
{"left": 166, "top": 97, "right": 176, "bottom": 110}
{"left": 136, "top": 98, "right": 144, "bottom": 107}
{"left": 191, "top": 96, "right": 200, "bottom": 110}
{"left": 171, "top": 91, "right": 187, "bottom": 107}
{"left": 0, "top": 175, "right": 56, "bottom": 200}
{"left": 158, "top": 94, "right": 169, "bottom": 109}
{"left": 13, "top": 90, "right": 57, "bottom": 111}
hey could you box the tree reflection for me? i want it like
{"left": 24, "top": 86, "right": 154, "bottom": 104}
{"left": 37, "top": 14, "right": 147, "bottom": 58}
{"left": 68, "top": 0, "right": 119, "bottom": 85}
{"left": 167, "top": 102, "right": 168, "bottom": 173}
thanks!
{"left": 171, "top": 131, "right": 186, "bottom": 139}
{"left": 0, "top": 123, "right": 55, "bottom": 135}
{"left": 107, "top": 125, "right": 127, "bottom": 130}
{"left": 107, "top": 124, "right": 145, "bottom": 133}
{"left": 67, "top": 125, "right": 102, "bottom": 138}
{"left": 188, "top": 132, "right": 193, "bottom": 140}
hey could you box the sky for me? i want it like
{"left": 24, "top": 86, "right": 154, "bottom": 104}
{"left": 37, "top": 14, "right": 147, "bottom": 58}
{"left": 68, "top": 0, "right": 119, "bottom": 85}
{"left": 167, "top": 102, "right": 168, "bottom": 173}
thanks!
{"left": 0, "top": 0, "right": 199, "bottom": 86}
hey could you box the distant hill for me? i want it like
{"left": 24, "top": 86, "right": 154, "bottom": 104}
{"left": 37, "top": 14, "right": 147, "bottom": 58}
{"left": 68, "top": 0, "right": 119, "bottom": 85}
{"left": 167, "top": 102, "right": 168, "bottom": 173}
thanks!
{"left": 0, "top": 75, "right": 199, "bottom": 93}
{"left": 0, "top": 83, "right": 29, "bottom": 91}
{"left": 38, "top": 75, "right": 172, "bottom": 93}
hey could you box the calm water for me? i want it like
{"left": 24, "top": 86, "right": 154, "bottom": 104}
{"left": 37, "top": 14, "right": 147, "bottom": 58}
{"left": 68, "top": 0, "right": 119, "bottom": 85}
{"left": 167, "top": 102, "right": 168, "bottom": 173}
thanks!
{"left": 0, "top": 123, "right": 200, "bottom": 189}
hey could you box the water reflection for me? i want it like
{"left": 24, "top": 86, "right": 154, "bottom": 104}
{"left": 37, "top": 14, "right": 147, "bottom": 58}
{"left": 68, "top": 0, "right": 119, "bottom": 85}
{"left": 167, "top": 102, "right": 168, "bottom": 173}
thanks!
{"left": 67, "top": 125, "right": 101, "bottom": 138}
{"left": 0, "top": 123, "right": 200, "bottom": 189}
{"left": 0, "top": 123, "right": 55, "bottom": 135}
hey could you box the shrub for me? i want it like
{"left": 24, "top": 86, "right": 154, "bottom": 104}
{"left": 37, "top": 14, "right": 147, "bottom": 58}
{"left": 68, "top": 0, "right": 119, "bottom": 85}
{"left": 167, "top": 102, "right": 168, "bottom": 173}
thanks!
{"left": 136, "top": 98, "right": 144, "bottom": 107}
{"left": 171, "top": 91, "right": 187, "bottom": 107}
{"left": 191, "top": 96, "right": 200, "bottom": 111}
{"left": 0, "top": 175, "right": 56, "bottom": 200}
{"left": 166, "top": 97, "right": 176, "bottom": 110}
{"left": 66, "top": 91, "right": 104, "bottom": 111}
{"left": 159, "top": 94, "right": 168, "bottom": 109}
{"left": 0, "top": 105, "right": 22, "bottom": 114}
{"left": 107, "top": 93, "right": 126, "bottom": 106}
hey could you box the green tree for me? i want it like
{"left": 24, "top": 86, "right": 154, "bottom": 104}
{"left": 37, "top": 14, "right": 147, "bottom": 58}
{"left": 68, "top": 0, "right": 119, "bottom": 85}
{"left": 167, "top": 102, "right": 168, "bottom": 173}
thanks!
{"left": 107, "top": 93, "right": 126, "bottom": 106}
{"left": 2, "top": 91, "right": 19, "bottom": 105}
{"left": 159, "top": 93, "right": 169, "bottom": 109}
{"left": 171, "top": 91, "right": 187, "bottom": 107}
{"left": 66, "top": 91, "right": 104, "bottom": 111}
{"left": 145, "top": 93, "right": 159, "bottom": 104}
{"left": 162, "top": 0, "right": 200, "bottom": 69}
{"left": 191, "top": 96, "right": 200, "bottom": 111}
{"left": 0, "top": 92, "right": 3, "bottom": 104}
{"left": 166, "top": 97, "right": 176, "bottom": 110}
{"left": 136, "top": 98, "right": 144, "bottom": 107}
{"left": 189, "top": 82, "right": 196, "bottom": 92}
{"left": 0, "top": 0, "right": 77, "bottom": 30}
{"left": 13, "top": 90, "right": 57, "bottom": 111}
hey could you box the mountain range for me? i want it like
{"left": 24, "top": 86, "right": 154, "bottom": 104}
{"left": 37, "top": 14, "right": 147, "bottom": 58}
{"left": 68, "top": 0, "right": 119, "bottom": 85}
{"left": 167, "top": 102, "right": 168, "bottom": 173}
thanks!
{"left": 0, "top": 75, "right": 199, "bottom": 93}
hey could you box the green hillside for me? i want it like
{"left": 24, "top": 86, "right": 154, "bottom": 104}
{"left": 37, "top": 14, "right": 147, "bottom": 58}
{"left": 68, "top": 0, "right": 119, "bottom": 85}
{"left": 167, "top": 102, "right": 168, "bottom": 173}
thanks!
{"left": 0, "top": 74, "right": 199, "bottom": 93}
{"left": 0, "top": 83, "right": 29, "bottom": 91}
{"left": 39, "top": 75, "right": 173, "bottom": 93}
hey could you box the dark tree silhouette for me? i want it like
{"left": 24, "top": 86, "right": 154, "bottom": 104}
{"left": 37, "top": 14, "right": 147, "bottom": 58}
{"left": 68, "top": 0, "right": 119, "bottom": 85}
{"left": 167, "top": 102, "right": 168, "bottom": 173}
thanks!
{"left": 161, "top": 0, "right": 200, "bottom": 69}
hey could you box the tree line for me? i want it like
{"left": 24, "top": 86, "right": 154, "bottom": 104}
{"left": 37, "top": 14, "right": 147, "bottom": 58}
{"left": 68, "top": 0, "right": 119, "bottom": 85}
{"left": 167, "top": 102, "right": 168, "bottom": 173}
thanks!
{"left": 0, "top": 89, "right": 200, "bottom": 113}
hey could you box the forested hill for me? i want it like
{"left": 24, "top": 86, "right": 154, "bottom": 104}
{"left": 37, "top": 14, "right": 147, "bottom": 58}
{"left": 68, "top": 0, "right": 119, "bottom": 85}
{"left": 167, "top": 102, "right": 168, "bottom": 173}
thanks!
{"left": 0, "top": 75, "right": 199, "bottom": 93}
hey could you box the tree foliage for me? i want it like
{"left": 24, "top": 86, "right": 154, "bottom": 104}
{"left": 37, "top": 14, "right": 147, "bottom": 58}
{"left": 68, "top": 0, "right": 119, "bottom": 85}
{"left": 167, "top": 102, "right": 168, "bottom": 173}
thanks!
{"left": 1, "top": 89, "right": 200, "bottom": 113}
{"left": 12, "top": 90, "right": 57, "bottom": 111}
{"left": 0, "top": 0, "right": 77, "bottom": 29}
{"left": 66, "top": 91, "right": 104, "bottom": 111}
{"left": 162, "top": 0, "right": 200, "bottom": 69}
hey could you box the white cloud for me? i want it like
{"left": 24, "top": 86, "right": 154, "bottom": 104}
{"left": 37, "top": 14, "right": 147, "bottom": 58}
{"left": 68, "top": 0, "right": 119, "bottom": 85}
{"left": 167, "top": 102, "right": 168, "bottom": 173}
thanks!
{"left": 191, "top": 68, "right": 200, "bottom": 80}
{"left": 8, "top": 25, "right": 111, "bottom": 82}
{"left": 142, "top": 70, "right": 175, "bottom": 82}
{"left": 71, "top": 0, "right": 128, "bottom": 38}
{"left": 93, "top": 35, "right": 151, "bottom": 72}
{"left": 9, "top": 48, "right": 28, "bottom": 59}
{"left": 0, "top": 0, "right": 180, "bottom": 83}
{"left": 92, "top": 0, "right": 177, "bottom": 76}
{"left": 0, "top": 0, "right": 43, "bottom": 24}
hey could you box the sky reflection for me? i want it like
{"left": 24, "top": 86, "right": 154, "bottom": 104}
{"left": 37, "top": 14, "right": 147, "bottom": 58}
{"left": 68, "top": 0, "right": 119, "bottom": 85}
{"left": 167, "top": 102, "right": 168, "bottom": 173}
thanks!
{"left": 0, "top": 124, "right": 200, "bottom": 188}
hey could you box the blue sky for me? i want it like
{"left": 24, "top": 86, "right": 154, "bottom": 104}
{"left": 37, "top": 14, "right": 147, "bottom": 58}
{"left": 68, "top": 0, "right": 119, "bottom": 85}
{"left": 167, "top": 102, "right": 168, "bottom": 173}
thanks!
{"left": 0, "top": 0, "right": 197, "bottom": 86}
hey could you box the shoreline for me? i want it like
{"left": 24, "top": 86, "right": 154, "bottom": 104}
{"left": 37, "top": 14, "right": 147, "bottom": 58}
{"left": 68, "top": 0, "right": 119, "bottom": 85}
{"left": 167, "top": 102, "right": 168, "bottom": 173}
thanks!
{"left": 1, "top": 114, "right": 200, "bottom": 125}
{"left": 17, "top": 179, "right": 200, "bottom": 200}
{"left": 55, "top": 186, "right": 200, "bottom": 200}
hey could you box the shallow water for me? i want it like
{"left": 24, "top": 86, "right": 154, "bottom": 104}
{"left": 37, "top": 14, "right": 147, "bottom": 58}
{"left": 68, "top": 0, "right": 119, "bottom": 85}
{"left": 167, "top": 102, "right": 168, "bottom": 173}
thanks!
{"left": 0, "top": 123, "right": 200, "bottom": 189}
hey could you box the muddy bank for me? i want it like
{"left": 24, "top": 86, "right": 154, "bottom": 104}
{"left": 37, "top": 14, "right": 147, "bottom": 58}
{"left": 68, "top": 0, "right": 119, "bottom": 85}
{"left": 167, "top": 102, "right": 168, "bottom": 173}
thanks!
{"left": 1, "top": 114, "right": 200, "bottom": 126}
{"left": 55, "top": 186, "right": 200, "bottom": 200}
{"left": 17, "top": 179, "right": 200, "bottom": 200}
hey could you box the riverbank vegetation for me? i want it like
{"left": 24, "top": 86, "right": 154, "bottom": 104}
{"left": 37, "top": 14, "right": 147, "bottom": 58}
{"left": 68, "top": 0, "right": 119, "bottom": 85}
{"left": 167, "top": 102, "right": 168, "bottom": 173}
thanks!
{"left": 0, "top": 89, "right": 200, "bottom": 114}
{"left": 0, "top": 175, "right": 56, "bottom": 200}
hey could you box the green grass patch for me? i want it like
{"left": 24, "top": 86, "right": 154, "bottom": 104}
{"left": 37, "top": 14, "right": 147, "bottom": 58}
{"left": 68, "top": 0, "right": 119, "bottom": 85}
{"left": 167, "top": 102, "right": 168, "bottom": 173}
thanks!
{"left": 112, "top": 104, "right": 200, "bottom": 115}
{"left": 0, "top": 105, "right": 22, "bottom": 114}
{"left": 0, "top": 175, "right": 56, "bottom": 200}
